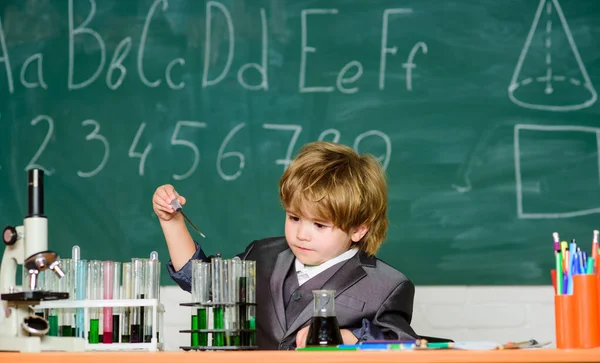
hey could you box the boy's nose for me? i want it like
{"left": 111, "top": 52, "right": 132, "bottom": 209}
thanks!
{"left": 296, "top": 223, "right": 310, "bottom": 241}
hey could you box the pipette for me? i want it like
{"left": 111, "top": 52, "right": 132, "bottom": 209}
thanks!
{"left": 170, "top": 199, "right": 205, "bottom": 238}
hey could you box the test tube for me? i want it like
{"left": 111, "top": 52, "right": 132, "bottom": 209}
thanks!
{"left": 112, "top": 261, "right": 121, "bottom": 343}
{"left": 211, "top": 255, "right": 225, "bottom": 346}
{"left": 99, "top": 262, "right": 104, "bottom": 342}
{"left": 144, "top": 257, "right": 160, "bottom": 342}
{"left": 75, "top": 259, "right": 87, "bottom": 338}
{"left": 244, "top": 260, "right": 256, "bottom": 346}
{"left": 58, "top": 258, "right": 73, "bottom": 337}
{"left": 121, "top": 262, "right": 132, "bottom": 343}
{"left": 72, "top": 245, "right": 80, "bottom": 264}
{"left": 87, "top": 260, "right": 102, "bottom": 344}
{"left": 227, "top": 257, "right": 242, "bottom": 346}
{"left": 131, "top": 258, "right": 146, "bottom": 343}
{"left": 222, "top": 259, "right": 231, "bottom": 346}
{"left": 103, "top": 261, "right": 117, "bottom": 344}
{"left": 191, "top": 260, "right": 210, "bottom": 347}
{"left": 71, "top": 246, "right": 81, "bottom": 338}
{"left": 222, "top": 257, "right": 230, "bottom": 337}
{"left": 45, "top": 268, "right": 59, "bottom": 336}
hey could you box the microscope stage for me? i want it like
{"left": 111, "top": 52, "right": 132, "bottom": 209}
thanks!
{"left": 1, "top": 291, "right": 69, "bottom": 302}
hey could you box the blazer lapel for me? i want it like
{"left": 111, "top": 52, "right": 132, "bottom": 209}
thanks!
{"left": 283, "top": 254, "right": 367, "bottom": 340}
{"left": 269, "top": 248, "right": 295, "bottom": 333}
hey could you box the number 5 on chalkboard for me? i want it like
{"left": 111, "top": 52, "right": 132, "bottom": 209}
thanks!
{"left": 171, "top": 121, "right": 207, "bottom": 181}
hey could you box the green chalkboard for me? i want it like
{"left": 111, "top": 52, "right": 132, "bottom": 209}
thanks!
{"left": 1, "top": 0, "right": 600, "bottom": 285}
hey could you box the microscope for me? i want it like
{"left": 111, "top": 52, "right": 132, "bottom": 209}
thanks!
{"left": 0, "top": 169, "right": 85, "bottom": 352}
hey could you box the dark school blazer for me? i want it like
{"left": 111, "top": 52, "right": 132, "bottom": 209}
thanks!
{"left": 167, "top": 236, "right": 419, "bottom": 350}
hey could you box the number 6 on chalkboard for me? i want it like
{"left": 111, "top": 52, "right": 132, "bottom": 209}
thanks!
{"left": 217, "top": 123, "right": 246, "bottom": 181}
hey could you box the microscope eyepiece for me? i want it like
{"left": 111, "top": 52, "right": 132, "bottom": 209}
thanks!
{"left": 27, "top": 169, "right": 44, "bottom": 217}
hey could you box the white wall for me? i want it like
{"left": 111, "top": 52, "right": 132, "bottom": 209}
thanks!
{"left": 159, "top": 285, "right": 556, "bottom": 351}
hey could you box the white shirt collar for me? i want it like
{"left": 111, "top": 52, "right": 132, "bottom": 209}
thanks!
{"left": 294, "top": 247, "right": 359, "bottom": 286}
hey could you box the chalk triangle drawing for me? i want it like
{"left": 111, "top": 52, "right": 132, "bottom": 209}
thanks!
{"left": 508, "top": 0, "right": 597, "bottom": 111}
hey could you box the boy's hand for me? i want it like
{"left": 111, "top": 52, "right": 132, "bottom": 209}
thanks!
{"left": 295, "top": 326, "right": 310, "bottom": 348}
{"left": 295, "top": 326, "right": 358, "bottom": 348}
{"left": 152, "top": 184, "right": 186, "bottom": 221}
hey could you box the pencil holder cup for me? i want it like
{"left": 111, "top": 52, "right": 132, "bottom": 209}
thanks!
{"left": 554, "top": 294, "right": 580, "bottom": 349}
{"left": 573, "top": 274, "right": 600, "bottom": 348}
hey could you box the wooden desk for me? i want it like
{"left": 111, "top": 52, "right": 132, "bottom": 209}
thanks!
{"left": 1, "top": 350, "right": 600, "bottom": 363}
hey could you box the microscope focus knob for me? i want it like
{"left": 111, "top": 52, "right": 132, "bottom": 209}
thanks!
{"left": 2, "top": 226, "right": 17, "bottom": 246}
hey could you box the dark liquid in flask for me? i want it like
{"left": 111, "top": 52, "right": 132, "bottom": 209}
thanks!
{"left": 305, "top": 316, "right": 342, "bottom": 346}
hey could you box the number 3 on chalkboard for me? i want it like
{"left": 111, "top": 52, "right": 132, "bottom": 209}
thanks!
{"left": 78, "top": 120, "right": 109, "bottom": 178}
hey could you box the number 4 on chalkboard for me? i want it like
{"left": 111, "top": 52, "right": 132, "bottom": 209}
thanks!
{"left": 129, "top": 122, "right": 152, "bottom": 176}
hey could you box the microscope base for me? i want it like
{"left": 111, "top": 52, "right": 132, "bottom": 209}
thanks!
{"left": 0, "top": 336, "right": 86, "bottom": 353}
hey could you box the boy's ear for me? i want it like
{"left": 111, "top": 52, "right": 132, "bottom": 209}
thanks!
{"left": 350, "top": 225, "right": 369, "bottom": 243}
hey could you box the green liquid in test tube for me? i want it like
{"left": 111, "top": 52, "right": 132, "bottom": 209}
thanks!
{"left": 87, "top": 260, "right": 102, "bottom": 344}
{"left": 211, "top": 256, "right": 224, "bottom": 347}
{"left": 247, "top": 316, "right": 256, "bottom": 346}
{"left": 60, "top": 325, "right": 73, "bottom": 337}
{"left": 44, "top": 267, "right": 59, "bottom": 337}
{"left": 48, "top": 314, "right": 59, "bottom": 336}
{"left": 197, "top": 308, "right": 207, "bottom": 346}
{"left": 213, "top": 307, "right": 224, "bottom": 346}
{"left": 191, "top": 315, "right": 199, "bottom": 347}
{"left": 227, "top": 257, "right": 242, "bottom": 347}
{"left": 57, "top": 259, "right": 73, "bottom": 337}
{"left": 89, "top": 319, "right": 100, "bottom": 344}
{"left": 245, "top": 261, "right": 256, "bottom": 346}
{"left": 192, "top": 260, "right": 210, "bottom": 347}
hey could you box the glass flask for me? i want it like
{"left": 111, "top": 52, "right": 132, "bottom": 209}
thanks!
{"left": 305, "top": 290, "right": 342, "bottom": 346}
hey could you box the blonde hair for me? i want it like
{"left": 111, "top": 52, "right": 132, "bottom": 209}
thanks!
{"left": 279, "top": 141, "right": 388, "bottom": 255}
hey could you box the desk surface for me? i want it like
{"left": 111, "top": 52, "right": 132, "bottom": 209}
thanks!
{"left": 2, "top": 350, "right": 600, "bottom": 363}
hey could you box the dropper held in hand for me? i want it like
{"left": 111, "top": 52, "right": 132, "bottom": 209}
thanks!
{"left": 170, "top": 199, "right": 206, "bottom": 238}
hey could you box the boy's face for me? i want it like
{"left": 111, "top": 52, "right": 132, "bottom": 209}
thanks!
{"left": 284, "top": 209, "right": 367, "bottom": 266}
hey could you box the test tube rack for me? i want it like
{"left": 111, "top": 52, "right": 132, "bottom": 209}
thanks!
{"left": 179, "top": 256, "right": 258, "bottom": 351}
{"left": 178, "top": 301, "right": 258, "bottom": 351}
{"left": 37, "top": 298, "right": 164, "bottom": 352}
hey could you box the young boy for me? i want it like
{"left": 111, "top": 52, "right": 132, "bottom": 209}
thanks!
{"left": 152, "top": 141, "right": 419, "bottom": 350}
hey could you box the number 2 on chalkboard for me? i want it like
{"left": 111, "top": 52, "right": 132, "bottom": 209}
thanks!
{"left": 25, "top": 115, "right": 55, "bottom": 176}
